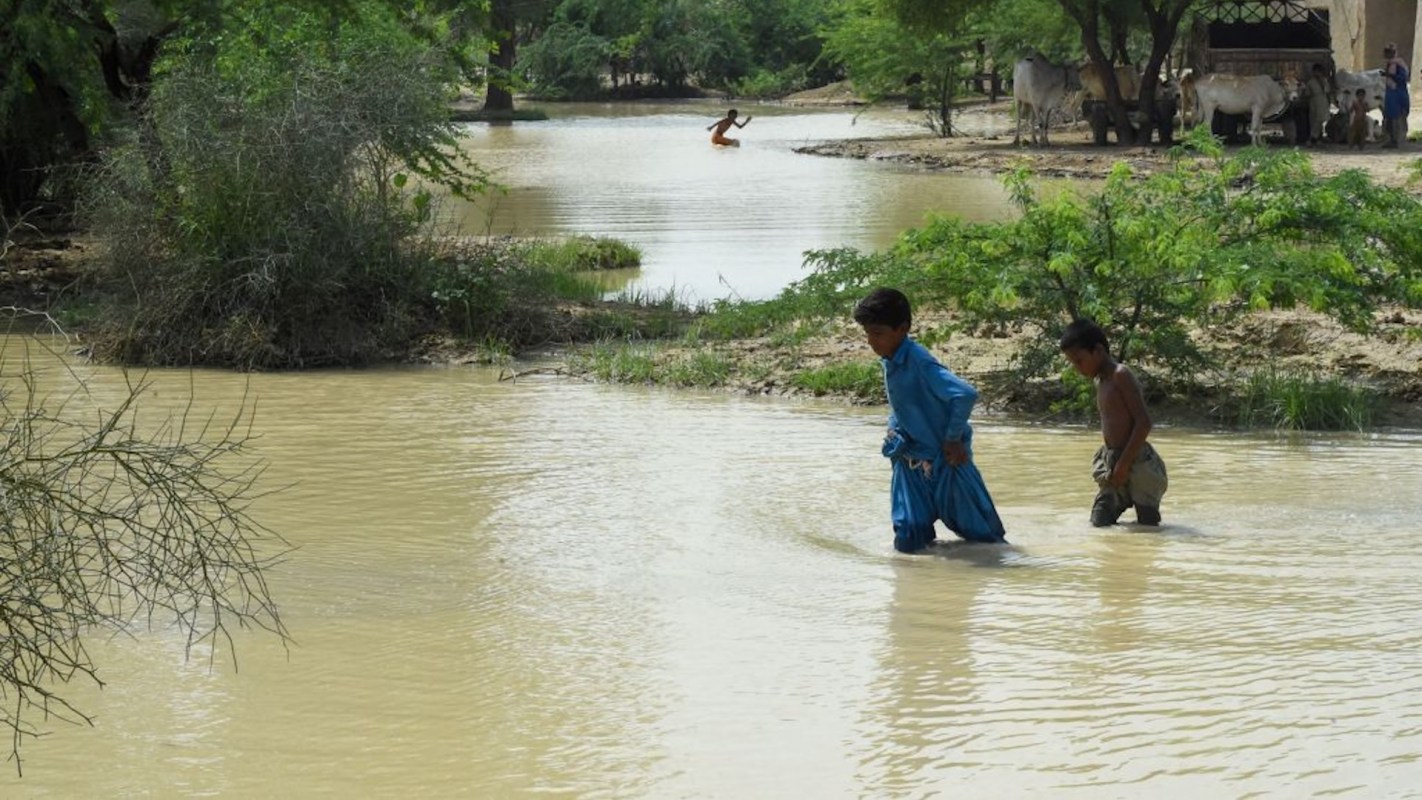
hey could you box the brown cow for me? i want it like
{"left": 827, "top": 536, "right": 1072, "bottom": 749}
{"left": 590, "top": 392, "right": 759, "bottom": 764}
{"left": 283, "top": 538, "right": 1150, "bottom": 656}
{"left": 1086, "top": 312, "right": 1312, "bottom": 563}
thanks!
{"left": 1079, "top": 62, "right": 1142, "bottom": 103}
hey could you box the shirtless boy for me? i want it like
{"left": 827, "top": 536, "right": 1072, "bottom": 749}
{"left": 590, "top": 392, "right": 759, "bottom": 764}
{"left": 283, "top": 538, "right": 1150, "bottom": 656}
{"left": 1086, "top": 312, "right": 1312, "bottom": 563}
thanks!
{"left": 707, "top": 109, "right": 752, "bottom": 146}
{"left": 1060, "top": 318, "right": 1168, "bottom": 527}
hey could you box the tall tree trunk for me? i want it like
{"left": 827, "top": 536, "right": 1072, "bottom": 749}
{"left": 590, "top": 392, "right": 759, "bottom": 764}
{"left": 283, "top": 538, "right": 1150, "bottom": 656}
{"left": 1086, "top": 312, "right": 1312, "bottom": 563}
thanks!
{"left": 1069, "top": 1, "right": 1140, "bottom": 145}
{"left": 485, "top": 0, "right": 515, "bottom": 113}
{"left": 1137, "top": 1, "right": 1196, "bottom": 144}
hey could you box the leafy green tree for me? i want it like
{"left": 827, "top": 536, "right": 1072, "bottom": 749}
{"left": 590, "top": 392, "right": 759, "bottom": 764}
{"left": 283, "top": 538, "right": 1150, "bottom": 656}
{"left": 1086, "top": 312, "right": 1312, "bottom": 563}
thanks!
{"left": 1, "top": 0, "right": 485, "bottom": 212}
{"left": 736, "top": 0, "right": 828, "bottom": 71}
{"left": 639, "top": 0, "right": 750, "bottom": 90}
{"left": 517, "top": 20, "right": 612, "bottom": 99}
{"left": 821, "top": 0, "right": 929, "bottom": 99}
{"left": 822, "top": 0, "right": 977, "bottom": 135}
{"left": 552, "top": 0, "right": 646, "bottom": 89}
{"left": 84, "top": 3, "right": 488, "bottom": 369}
{"left": 968, "top": 0, "right": 1080, "bottom": 65}
{"left": 889, "top": 0, "right": 1201, "bottom": 145}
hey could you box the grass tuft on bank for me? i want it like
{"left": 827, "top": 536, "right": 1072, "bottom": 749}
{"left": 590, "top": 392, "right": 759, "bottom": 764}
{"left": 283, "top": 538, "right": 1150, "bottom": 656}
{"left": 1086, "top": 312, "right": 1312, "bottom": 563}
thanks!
{"left": 790, "top": 361, "right": 884, "bottom": 400}
{"left": 525, "top": 236, "right": 642, "bottom": 272}
{"left": 1227, "top": 368, "right": 1376, "bottom": 431}
{"left": 569, "top": 342, "right": 732, "bottom": 388}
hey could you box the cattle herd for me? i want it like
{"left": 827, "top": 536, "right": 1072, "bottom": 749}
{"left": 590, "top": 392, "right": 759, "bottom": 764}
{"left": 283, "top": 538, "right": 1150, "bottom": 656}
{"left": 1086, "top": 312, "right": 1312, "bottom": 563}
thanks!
{"left": 1012, "top": 51, "right": 1392, "bottom": 148}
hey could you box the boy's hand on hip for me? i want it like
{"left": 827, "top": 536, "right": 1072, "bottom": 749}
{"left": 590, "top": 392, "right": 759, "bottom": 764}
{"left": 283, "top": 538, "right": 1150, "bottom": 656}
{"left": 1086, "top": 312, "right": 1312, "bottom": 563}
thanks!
{"left": 941, "top": 440, "right": 968, "bottom": 466}
{"left": 1108, "top": 461, "right": 1131, "bottom": 487}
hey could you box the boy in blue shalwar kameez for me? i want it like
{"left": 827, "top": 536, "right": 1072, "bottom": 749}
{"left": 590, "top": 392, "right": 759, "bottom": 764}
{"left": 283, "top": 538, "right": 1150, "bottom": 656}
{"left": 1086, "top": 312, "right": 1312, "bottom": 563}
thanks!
{"left": 854, "top": 288, "right": 1007, "bottom": 553}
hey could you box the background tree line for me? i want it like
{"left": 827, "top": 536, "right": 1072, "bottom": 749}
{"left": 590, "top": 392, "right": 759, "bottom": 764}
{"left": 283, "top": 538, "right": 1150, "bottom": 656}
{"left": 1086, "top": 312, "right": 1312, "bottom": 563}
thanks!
{"left": 3, "top": 0, "right": 1212, "bottom": 217}
{"left": 511, "top": 0, "right": 1193, "bottom": 144}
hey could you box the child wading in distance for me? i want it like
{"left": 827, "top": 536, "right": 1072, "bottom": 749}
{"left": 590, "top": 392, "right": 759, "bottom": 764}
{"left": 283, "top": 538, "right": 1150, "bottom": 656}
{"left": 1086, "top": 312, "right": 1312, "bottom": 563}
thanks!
{"left": 707, "top": 109, "right": 752, "bottom": 146}
{"left": 1059, "top": 319, "right": 1168, "bottom": 526}
{"left": 854, "top": 288, "right": 1006, "bottom": 553}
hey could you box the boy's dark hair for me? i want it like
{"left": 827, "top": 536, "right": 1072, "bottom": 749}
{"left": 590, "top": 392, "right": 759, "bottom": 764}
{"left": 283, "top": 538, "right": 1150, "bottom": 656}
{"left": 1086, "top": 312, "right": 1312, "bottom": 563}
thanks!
{"left": 853, "top": 288, "right": 912, "bottom": 328}
{"left": 728, "top": 108, "right": 738, "bottom": 116}
{"left": 1356, "top": 88, "right": 1368, "bottom": 97}
{"left": 1059, "top": 318, "right": 1110, "bottom": 353}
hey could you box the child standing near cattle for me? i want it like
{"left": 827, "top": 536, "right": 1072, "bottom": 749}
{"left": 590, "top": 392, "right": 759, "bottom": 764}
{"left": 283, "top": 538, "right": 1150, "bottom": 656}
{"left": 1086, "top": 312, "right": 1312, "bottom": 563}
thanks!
{"left": 1349, "top": 88, "right": 1370, "bottom": 150}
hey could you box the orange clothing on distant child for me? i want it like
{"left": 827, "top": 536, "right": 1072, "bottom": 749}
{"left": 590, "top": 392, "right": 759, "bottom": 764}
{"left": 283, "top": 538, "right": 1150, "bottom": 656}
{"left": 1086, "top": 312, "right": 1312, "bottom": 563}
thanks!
{"left": 710, "top": 119, "right": 738, "bottom": 146}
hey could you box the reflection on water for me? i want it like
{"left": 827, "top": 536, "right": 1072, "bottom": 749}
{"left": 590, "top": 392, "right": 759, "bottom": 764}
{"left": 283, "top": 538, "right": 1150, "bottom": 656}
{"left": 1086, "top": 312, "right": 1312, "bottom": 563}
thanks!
{"left": 4, "top": 343, "right": 1422, "bottom": 796}
{"left": 444, "top": 102, "right": 1016, "bottom": 301}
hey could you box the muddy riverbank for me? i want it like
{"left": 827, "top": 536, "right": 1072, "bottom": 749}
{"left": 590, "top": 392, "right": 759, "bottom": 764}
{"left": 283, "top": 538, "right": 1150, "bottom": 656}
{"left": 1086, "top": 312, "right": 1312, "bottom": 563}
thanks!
{"left": 794, "top": 99, "right": 1422, "bottom": 187}
{"left": 433, "top": 302, "right": 1422, "bottom": 430}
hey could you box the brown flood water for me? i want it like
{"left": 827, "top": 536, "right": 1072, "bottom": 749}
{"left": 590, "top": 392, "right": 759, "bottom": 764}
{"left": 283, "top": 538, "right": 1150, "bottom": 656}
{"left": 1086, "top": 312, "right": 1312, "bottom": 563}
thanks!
{"left": 5, "top": 338, "right": 1422, "bottom": 797}
{"left": 443, "top": 102, "right": 1016, "bottom": 301}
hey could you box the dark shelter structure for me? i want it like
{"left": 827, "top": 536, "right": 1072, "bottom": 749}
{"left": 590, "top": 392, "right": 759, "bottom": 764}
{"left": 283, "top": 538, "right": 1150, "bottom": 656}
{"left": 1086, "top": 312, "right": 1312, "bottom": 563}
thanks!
{"left": 1183, "top": 0, "right": 1334, "bottom": 143}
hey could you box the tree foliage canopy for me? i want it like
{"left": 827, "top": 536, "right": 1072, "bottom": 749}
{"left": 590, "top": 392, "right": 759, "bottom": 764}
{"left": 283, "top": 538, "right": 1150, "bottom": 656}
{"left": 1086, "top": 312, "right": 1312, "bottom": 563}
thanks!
{"left": 1, "top": 0, "right": 483, "bottom": 213}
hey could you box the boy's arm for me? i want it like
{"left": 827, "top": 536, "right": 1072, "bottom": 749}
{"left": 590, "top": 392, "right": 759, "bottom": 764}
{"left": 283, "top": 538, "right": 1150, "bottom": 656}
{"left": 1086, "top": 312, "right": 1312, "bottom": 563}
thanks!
{"left": 734, "top": 116, "right": 752, "bottom": 128}
{"left": 923, "top": 363, "right": 977, "bottom": 464}
{"left": 1109, "top": 366, "right": 1153, "bottom": 485}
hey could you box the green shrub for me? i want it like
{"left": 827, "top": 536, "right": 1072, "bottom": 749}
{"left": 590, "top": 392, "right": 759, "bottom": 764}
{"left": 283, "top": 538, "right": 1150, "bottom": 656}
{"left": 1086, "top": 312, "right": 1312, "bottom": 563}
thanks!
{"left": 722, "top": 128, "right": 1422, "bottom": 389}
{"left": 665, "top": 351, "right": 732, "bottom": 387}
{"left": 515, "top": 21, "right": 611, "bottom": 100}
{"left": 84, "top": 22, "right": 486, "bottom": 369}
{"left": 1229, "top": 368, "right": 1375, "bottom": 431}
{"left": 790, "top": 361, "right": 884, "bottom": 400}
{"left": 573, "top": 342, "right": 660, "bottom": 383}
{"left": 524, "top": 236, "right": 643, "bottom": 272}
{"left": 732, "top": 66, "right": 809, "bottom": 98}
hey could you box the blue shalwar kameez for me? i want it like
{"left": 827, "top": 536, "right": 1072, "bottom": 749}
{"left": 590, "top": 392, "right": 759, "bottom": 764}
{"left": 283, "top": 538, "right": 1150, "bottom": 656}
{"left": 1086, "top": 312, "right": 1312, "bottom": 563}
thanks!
{"left": 879, "top": 337, "right": 1006, "bottom": 552}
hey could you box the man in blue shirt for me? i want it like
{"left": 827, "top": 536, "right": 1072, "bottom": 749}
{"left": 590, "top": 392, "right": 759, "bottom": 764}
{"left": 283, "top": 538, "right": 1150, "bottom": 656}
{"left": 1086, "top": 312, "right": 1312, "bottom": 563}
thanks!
{"left": 853, "top": 288, "right": 1007, "bottom": 553}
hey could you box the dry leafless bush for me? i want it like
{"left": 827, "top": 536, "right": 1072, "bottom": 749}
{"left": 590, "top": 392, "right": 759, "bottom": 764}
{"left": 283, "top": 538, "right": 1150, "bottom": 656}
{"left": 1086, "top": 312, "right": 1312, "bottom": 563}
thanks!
{"left": 0, "top": 327, "right": 288, "bottom": 774}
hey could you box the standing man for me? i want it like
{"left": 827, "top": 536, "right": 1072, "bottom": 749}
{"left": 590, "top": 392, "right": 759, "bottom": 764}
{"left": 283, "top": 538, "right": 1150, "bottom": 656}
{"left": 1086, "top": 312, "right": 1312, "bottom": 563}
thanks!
{"left": 1305, "top": 63, "right": 1332, "bottom": 145}
{"left": 1382, "top": 43, "right": 1410, "bottom": 148}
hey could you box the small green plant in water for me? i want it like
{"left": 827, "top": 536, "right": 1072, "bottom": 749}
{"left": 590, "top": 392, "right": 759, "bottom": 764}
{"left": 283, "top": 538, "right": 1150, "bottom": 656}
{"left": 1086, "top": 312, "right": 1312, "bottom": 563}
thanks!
{"left": 1232, "top": 368, "right": 1375, "bottom": 431}
{"left": 524, "top": 236, "right": 642, "bottom": 272}
{"left": 574, "top": 342, "right": 660, "bottom": 384}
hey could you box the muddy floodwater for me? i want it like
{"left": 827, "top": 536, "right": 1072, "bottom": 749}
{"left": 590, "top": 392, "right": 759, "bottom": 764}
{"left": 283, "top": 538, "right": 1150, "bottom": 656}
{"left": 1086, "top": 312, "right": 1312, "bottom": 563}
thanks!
{"left": 6, "top": 340, "right": 1422, "bottom": 796}
{"left": 445, "top": 102, "right": 1017, "bottom": 301}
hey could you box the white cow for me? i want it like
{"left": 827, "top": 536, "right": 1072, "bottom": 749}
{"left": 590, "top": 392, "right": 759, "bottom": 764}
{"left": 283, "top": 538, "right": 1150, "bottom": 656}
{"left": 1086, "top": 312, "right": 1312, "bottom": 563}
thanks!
{"left": 1180, "top": 72, "right": 1297, "bottom": 146}
{"left": 1013, "top": 53, "right": 1081, "bottom": 146}
{"left": 1334, "top": 68, "right": 1385, "bottom": 112}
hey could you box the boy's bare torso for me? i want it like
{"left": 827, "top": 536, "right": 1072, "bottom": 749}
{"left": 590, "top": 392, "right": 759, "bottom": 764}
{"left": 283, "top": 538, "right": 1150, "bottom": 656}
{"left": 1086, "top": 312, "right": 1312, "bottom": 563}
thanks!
{"left": 1095, "top": 364, "right": 1139, "bottom": 449}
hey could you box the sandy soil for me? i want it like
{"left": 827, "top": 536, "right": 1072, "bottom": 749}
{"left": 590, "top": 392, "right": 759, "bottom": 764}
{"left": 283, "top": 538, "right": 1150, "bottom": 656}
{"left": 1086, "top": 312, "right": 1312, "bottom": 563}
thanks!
{"left": 794, "top": 99, "right": 1422, "bottom": 187}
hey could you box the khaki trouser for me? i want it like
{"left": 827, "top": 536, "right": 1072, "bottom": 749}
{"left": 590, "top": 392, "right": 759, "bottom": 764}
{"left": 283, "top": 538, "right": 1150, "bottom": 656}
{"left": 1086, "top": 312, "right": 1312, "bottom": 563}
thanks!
{"left": 1090, "top": 442, "right": 1168, "bottom": 525}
